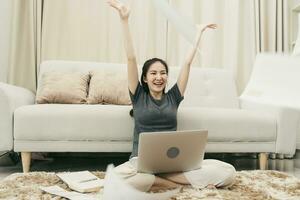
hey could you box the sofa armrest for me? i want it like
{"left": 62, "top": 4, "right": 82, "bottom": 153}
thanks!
{"left": 239, "top": 97, "right": 300, "bottom": 155}
{"left": 0, "top": 83, "right": 35, "bottom": 151}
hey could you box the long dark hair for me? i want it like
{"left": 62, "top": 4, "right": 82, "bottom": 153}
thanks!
{"left": 130, "top": 58, "right": 169, "bottom": 117}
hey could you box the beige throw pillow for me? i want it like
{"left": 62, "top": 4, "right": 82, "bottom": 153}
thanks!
{"left": 87, "top": 69, "right": 131, "bottom": 105}
{"left": 36, "top": 71, "right": 90, "bottom": 104}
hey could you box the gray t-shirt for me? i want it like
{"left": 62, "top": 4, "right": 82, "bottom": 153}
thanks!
{"left": 129, "top": 83, "right": 184, "bottom": 158}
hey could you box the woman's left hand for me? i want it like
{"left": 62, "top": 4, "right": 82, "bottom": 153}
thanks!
{"left": 197, "top": 24, "right": 217, "bottom": 34}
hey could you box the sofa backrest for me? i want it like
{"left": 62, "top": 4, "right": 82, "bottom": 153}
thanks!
{"left": 240, "top": 53, "right": 300, "bottom": 108}
{"left": 39, "top": 60, "right": 239, "bottom": 108}
{"left": 167, "top": 66, "right": 239, "bottom": 108}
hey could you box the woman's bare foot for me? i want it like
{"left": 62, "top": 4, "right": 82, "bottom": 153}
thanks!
{"left": 206, "top": 184, "right": 217, "bottom": 189}
{"left": 159, "top": 172, "right": 190, "bottom": 185}
{"left": 149, "top": 176, "right": 180, "bottom": 192}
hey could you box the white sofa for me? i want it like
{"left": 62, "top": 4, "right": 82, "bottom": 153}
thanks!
{"left": 240, "top": 53, "right": 300, "bottom": 150}
{"left": 0, "top": 60, "right": 299, "bottom": 172}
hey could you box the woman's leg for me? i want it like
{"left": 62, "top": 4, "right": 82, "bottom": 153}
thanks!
{"left": 160, "top": 159, "right": 236, "bottom": 188}
{"left": 114, "top": 159, "right": 180, "bottom": 192}
{"left": 114, "top": 160, "right": 156, "bottom": 192}
{"left": 114, "top": 158, "right": 235, "bottom": 191}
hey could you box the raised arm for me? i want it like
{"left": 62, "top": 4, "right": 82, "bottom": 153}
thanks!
{"left": 177, "top": 24, "right": 217, "bottom": 95}
{"left": 108, "top": 0, "right": 139, "bottom": 94}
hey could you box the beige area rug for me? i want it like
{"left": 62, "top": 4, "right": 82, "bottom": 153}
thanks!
{"left": 0, "top": 170, "right": 299, "bottom": 200}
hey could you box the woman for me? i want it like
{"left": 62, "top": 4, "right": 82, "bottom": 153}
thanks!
{"left": 108, "top": 0, "right": 236, "bottom": 192}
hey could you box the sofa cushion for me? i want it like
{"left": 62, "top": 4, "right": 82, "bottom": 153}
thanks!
{"left": 39, "top": 61, "right": 239, "bottom": 108}
{"left": 167, "top": 67, "right": 239, "bottom": 108}
{"left": 36, "top": 71, "right": 89, "bottom": 104}
{"left": 177, "top": 107, "right": 276, "bottom": 142}
{"left": 241, "top": 54, "right": 300, "bottom": 106}
{"left": 14, "top": 105, "right": 276, "bottom": 143}
{"left": 14, "top": 104, "right": 134, "bottom": 141}
{"left": 87, "top": 69, "right": 131, "bottom": 105}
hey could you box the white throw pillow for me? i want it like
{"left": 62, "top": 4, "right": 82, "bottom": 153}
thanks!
{"left": 292, "top": 13, "right": 300, "bottom": 56}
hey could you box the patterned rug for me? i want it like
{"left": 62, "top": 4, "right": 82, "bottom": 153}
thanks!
{"left": 0, "top": 170, "right": 299, "bottom": 200}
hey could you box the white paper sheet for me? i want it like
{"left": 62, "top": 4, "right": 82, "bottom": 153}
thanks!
{"left": 152, "top": 0, "right": 196, "bottom": 44}
{"left": 40, "top": 185, "right": 100, "bottom": 200}
{"left": 57, "top": 171, "right": 104, "bottom": 193}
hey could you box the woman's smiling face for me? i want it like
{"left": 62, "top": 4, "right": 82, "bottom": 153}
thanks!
{"left": 143, "top": 61, "right": 168, "bottom": 95}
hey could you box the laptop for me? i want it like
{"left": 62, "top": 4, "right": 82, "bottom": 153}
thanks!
{"left": 137, "top": 130, "right": 208, "bottom": 174}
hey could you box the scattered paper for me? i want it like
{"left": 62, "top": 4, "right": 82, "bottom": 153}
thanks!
{"left": 57, "top": 171, "right": 104, "bottom": 193}
{"left": 40, "top": 185, "right": 100, "bottom": 200}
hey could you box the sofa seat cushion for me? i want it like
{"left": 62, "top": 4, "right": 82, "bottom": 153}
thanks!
{"left": 14, "top": 104, "right": 134, "bottom": 141}
{"left": 14, "top": 105, "right": 276, "bottom": 143}
{"left": 178, "top": 107, "right": 276, "bottom": 142}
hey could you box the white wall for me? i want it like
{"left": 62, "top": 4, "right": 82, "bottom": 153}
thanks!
{"left": 0, "top": 0, "right": 12, "bottom": 83}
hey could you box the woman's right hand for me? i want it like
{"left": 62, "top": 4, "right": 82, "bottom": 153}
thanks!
{"left": 107, "top": 0, "right": 130, "bottom": 20}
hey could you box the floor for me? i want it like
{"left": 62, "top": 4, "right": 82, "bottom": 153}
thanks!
{"left": 1, "top": 151, "right": 300, "bottom": 181}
